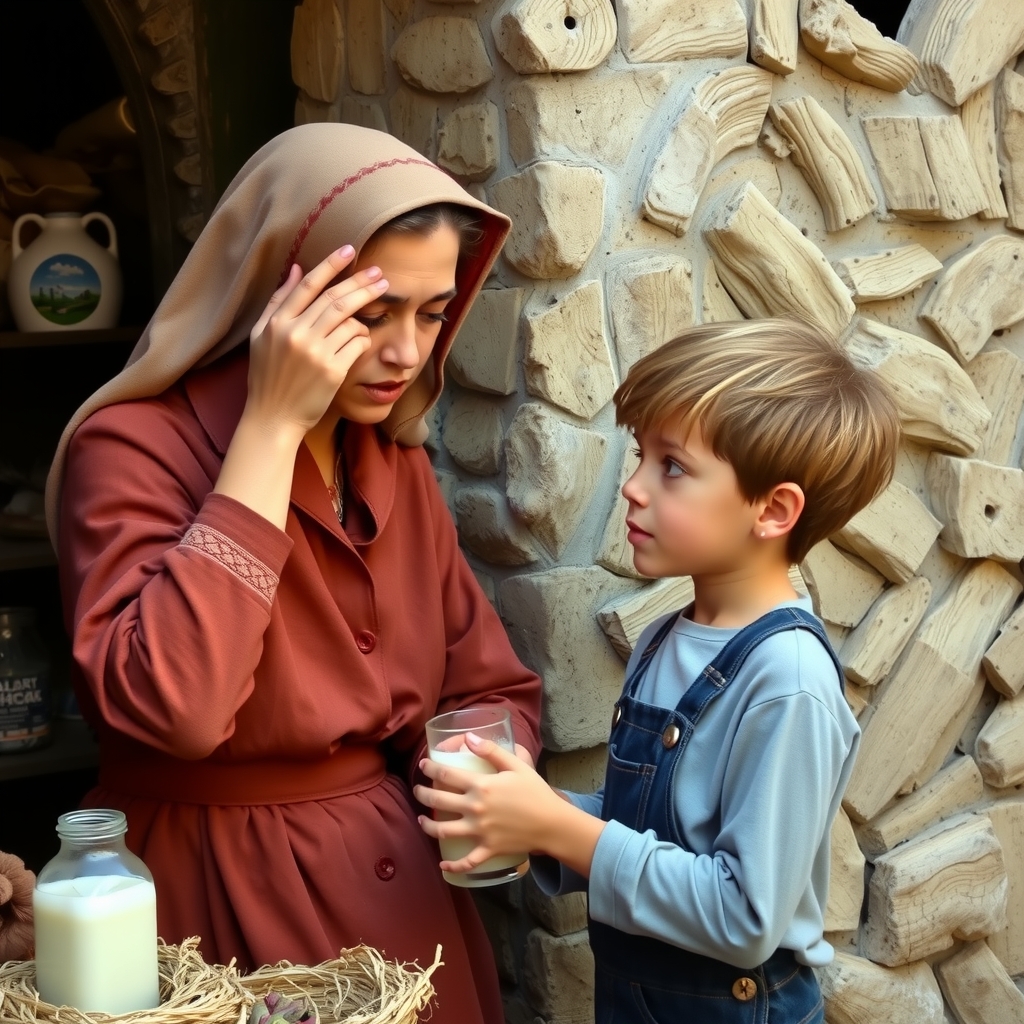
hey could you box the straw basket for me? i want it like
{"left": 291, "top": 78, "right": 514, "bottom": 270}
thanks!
{"left": 0, "top": 938, "right": 440, "bottom": 1024}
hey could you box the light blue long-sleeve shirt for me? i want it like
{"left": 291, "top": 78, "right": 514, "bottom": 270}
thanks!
{"left": 537, "top": 597, "right": 860, "bottom": 970}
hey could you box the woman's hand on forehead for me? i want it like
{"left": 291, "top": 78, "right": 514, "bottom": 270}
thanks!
{"left": 244, "top": 246, "right": 390, "bottom": 436}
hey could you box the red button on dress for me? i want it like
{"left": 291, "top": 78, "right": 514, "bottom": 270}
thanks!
{"left": 374, "top": 857, "right": 396, "bottom": 881}
{"left": 355, "top": 630, "right": 376, "bottom": 653}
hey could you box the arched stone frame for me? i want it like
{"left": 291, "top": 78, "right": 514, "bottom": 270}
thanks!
{"left": 82, "top": 0, "right": 209, "bottom": 296}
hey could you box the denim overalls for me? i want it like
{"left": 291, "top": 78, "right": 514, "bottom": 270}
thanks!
{"left": 590, "top": 606, "right": 843, "bottom": 1024}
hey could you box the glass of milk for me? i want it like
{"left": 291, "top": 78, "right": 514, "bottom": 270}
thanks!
{"left": 425, "top": 705, "right": 529, "bottom": 887}
{"left": 33, "top": 809, "right": 160, "bottom": 1013}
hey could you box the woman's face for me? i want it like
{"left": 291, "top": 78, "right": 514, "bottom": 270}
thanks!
{"left": 328, "top": 223, "right": 461, "bottom": 424}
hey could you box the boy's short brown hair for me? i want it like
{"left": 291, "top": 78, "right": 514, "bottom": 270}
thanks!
{"left": 613, "top": 317, "right": 902, "bottom": 564}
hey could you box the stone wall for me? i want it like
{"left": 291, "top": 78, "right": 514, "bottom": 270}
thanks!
{"left": 290, "top": 1, "right": 1024, "bottom": 1021}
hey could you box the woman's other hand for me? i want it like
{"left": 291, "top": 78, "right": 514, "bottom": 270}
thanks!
{"left": 246, "top": 247, "right": 389, "bottom": 437}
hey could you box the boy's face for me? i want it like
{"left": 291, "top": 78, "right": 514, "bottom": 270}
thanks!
{"left": 622, "top": 423, "right": 762, "bottom": 580}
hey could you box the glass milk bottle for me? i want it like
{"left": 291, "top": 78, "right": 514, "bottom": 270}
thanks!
{"left": 33, "top": 809, "right": 160, "bottom": 1013}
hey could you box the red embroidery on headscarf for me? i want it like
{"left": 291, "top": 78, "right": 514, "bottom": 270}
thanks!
{"left": 280, "top": 157, "right": 439, "bottom": 281}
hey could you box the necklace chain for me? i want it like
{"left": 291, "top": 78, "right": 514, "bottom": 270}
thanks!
{"left": 327, "top": 450, "right": 344, "bottom": 524}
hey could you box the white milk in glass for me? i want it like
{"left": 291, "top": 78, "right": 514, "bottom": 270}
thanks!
{"left": 430, "top": 747, "right": 528, "bottom": 887}
{"left": 34, "top": 874, "right": 160, "bottom": 1013}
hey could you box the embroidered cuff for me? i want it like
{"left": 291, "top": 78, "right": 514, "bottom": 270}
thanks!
{"left": 180, "top": 523, "right": 279, "bottom": 604}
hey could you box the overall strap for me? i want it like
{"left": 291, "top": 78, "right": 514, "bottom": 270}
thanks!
{"left": 675, "top": 606, "right": 844, "bottom": 724}
{"left": 623, "top": 613, "right": 679, "bottom": 699}
{"left": 702, "top": 606, "right": 843, "bottom": 695}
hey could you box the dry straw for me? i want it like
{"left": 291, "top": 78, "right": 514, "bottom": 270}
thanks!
{"left": 0, "top": 938, "right": 440, "bottom": 1024}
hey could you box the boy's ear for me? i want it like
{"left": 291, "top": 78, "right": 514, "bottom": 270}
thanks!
{"left": 755, "top": 482, "right": 805, "bottom": 540}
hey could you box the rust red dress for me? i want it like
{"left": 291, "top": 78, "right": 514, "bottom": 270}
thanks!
{"left": 58, "top": 348, "right": 542, "bottom": 1023}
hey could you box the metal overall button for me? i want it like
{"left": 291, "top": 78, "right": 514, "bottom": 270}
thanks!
{"left": 611, "top": 705, "right": 622, "bottom": 728}
{"left": 662, "top": 723, "right": 680, "bottom": 749}
{"left": 732, "top": 977, "right": 757, "bottom": 1001}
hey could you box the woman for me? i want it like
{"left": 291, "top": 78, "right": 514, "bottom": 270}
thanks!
{"left": 45, "top": 124, "right": 542, "bottom": 1023}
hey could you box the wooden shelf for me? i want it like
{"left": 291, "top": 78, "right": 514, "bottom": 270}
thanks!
{"left": 0, "top": 326, "right": 142, "bottom": 350}
{"left": 0, "top": 717, "right": 99, "bottom": 782}
{"left": 0, "top": 536, "right": 55, "bottom": 571}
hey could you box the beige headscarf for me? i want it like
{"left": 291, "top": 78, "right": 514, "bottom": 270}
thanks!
{"left": 45, "top": 122, "right": 511, "bottom": 543}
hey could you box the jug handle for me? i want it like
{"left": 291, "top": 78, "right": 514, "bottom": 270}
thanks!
{"left": 81, "top": 212, "right": 119, "bottom": 260}
{"left": 11, "top": 213, "right": 47, "bottom": 260}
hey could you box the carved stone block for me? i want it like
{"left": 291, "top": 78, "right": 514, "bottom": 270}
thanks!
{"left": 491, "top": 162, "right": 605, "bottom": 279}
{"left": 702, "top": 260, "right": 744, "bottom": 323}
{"left": 906, "top": 671, "right": 986, "bottom": 797}
{"left": 388, "top": 87, "right": 438, "bottom": 157}
{"left": 644, "top": 68, "right": 773, "bottom": 237}
{"left": 617, "top": 0, "right": 747, "bottom": 63}
{"left": 920, "top": 236, "right": 1024, "bottom": 365}
{"left": 862, "top": 814, "right": 1008, "bottom": 967}
{"left": 523, "top": 281, "right": 616, "bottom": 421}
{"left": 897, "top": 0, "right": 1024, "bottom": 107}
{"left": 339, "top": 97, "right": 387, "bottom": 131}
{"left": 608, "top": 255, "right": 694, "bottom": 373}
{"left": 845, "top": 318, "right": 989, "bottom": 456}
{"left": 596, "top": 447, "right": 644, "bottom": 580}
{"left": 704, "top": 182, "right": 856, "bottom": 339}
{"left": 543, "top": 744, "right": 609, "bottom": 793}
{"left": 935, "top": 940, "right": 1024, "bottom": 1024}
{"left": 522, "top": 926, "right": 595, "bottom": 1022}
{"left": 975, "top": 691, "right": 1024, "bottom": 789}
{"left": 961, "top": 81, "right": 1009, "bottom": 220}
{"left": 833, "top": 244, "right": 942, "bottom": 302}
{"left": 857, "top": 755, "right": 984, "bottom": 859}
{"left": 346, "top": 0, "right": 386, "bottom": 95}
{"left": 505, "top": 403, "right": 607, "bottom": 558}
{"left": 818, "top": 953, "right": 945, "bottom": 1024}
{"left": 768, "top": 96, "right": 877, "bottom": 232}
{"left": 295, "top": 91, "right": 341, "bottom": 126}
{"left": 799, "top": 0, "right": 919, "bottom": 92}
{"left": 833, "top": 479, "right": 941, "bottom": 585}
{"left": 862, "top": 115, "right": 988, "bottom": 221}
{"left": 454, "top": 485, "right": 540, "bottom": 567}
{"left": 522, "top": 873, "right": 589, "bottom": 937}
{"left": 985, "top": 800, "right": 1024, "bottom": 975}
{"left": 290, "top": 0, "right": 344, "bottom": 103}
{"left": 826, "top": 807, "right": 865, "bottom": 932}
{"left": 749, "top": 0, "right": 798, "bottom": 75}
{"left": 800, "top": 540, "right": 885, "bottom": 630}
{"left": 983, "top": 601, "right": 1024, "bottom": 699}
{"left": 840, "top": 575, "right": 931, "bottom": 688}
{"left": 506, "top": 68, "right": 680, "bottom": 168}
{"left": 997, "top": 67, "right": 1024, "bottom": 232}
{"left": 965, "top": 351, "right": 1024, "bottom": 466}
{"left": 391, "top": 17, "right": 493, "bottom": 94}
{"left": 492, "top": 0, "right": 617, "bottom": 74}
{"left": 442, "top": 392, "right": 504, "bottom": 475}
{"left": 597, "top": 577, "right": 695, "bottom": 660}
{"left": 447, "top": 287, "right": 524, "bottom": 397}
{"left": 437, "top": 101, "right": 499, "bottom": 182}
{"left": 499, "top": 566, "right": 646, "bottom": 751}
{"left": 926, "top": 455, "right": 1024, "bottom": 562}
{"left": 844, "top": 562, "right": 1021, "bottom": 822}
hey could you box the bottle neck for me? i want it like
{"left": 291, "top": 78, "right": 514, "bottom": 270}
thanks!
{"left": 56, "top": 809, "right": 129, "bottom": 847}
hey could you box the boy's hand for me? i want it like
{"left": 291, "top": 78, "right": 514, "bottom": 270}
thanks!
{"left": 414, "top": 732, "right": 560, "bottom": 874}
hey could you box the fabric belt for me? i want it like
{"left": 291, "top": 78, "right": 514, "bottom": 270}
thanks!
{"left": 98, "top": 744, "right": 388, "bottom": 806}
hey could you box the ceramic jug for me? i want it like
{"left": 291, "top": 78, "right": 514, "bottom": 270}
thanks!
{"left": 7, "top": 211, "right": 122, "bottom": 331}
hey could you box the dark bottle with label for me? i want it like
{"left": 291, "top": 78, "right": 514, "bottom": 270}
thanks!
{"left": 0, "top": 607, "right": 51, "bottom": 753}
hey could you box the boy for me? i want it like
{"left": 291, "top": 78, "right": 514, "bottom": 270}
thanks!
{"left": 416, "top": 317, "right": 901, "bottom": 1023}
